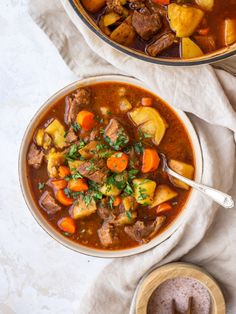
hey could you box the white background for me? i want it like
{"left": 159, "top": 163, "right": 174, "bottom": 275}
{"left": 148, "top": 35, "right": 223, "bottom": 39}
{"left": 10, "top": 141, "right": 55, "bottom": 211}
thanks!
{"left": 0, "top": 1, "right": 236, "bottom": 314}
{"left": 0, "top": 1, "right": 110, "bottom": 313}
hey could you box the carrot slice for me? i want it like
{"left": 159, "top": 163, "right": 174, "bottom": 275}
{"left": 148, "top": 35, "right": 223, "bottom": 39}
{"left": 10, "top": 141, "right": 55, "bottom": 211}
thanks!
{"left": 113, "top": 196, "right": 122, "bottom": 206}
{"left": 68, "top": 178, "right": 89, "bottom": 192}
{"left": 197, "top": 27, "right": 209, "bottom": 36}
{"left": 141, "top": 97, "right": 153, "bottom": 107}
{"left": 151, "top": 0, "right": 169, "bottom": 5}
{"left": 156, "top": 202, "right": 172, "bottom": 214}
{"left": 58, "top": 166, "right": 71, "bottom": 178}
{"left": 58, "top": 217, "right": 76, "bottom": 234}
{"left": 51, "top": 179, "right": 68, "bottom": 190}
{"left": 142, "top": 148, "right": 160, "bottom": 173}
{"left": 56, "top": 190, "right": 73, "bottom": 206}
{"left": 107, "top": 152, "right": 129, "bottom": 173}
{"left": 76, "top": 110, "right": 96, "bottom": 131}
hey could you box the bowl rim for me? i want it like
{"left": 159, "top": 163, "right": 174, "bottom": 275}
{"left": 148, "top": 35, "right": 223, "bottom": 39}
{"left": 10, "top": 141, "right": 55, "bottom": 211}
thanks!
{"left": 65, "top": 0, "right": 236, "bottom": 67}
{"left": 18, "top": 74, "right": 203, "bottom": 258}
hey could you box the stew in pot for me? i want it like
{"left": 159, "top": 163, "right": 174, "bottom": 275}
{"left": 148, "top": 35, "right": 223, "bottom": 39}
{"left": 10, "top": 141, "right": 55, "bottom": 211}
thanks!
{"left": 80, "top": 0, "right": 236, "bottom": 59}
{"left": 26, "top": 82, "right": 195, "bottom": 250}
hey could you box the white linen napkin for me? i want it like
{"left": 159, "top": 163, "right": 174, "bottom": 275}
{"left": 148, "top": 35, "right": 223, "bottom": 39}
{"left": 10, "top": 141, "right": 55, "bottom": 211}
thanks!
{"left": 28, "top": 1, "right": 236, "bottom": 313}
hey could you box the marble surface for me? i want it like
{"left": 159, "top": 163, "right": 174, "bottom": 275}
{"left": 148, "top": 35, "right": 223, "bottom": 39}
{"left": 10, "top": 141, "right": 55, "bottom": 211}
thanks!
{"left": 0, "top": 2, "right": 110, "bottom": 313}
{"left": 1, "top": 1, "right": 236, "bottom": 314}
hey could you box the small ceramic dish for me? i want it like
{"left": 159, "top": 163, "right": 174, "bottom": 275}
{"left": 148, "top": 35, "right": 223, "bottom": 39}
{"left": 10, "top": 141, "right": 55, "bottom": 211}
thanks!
{"left": 131, "top": 262, "right": 225, "bottom": 314}
{"left": 19, "top": 75, "right": 202, "bottom": 258}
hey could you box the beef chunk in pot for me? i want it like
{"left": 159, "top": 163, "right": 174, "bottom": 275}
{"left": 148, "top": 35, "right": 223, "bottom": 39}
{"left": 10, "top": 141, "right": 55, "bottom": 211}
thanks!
{"left": 39, "top": 191, "right": 61, "bottom": 215}
{"left": 65, "top": 127, "right": 78, "bottom": 143}
{"left": 64, "top": 88, "right": 91, "bottom": 125}
{"left": 104, "top": 119, "right": 129, "bottom": 150}
{"left": 77, "top": 159, "right": 109, "bottom": 184}
{"left": 128, "top": 0, "right": 145, "bottom": 10}
{"left": 132, "top": 10, "right": 162, "bottom": 41}
{"left": 27, "top": 143, "right": 44, "bottom": 169}
{"left": 124, "top": 216, "right": 166, "bottom": 243}
{"left": 145, "top": 0, "right": 167, "bottom": 17}
{"left": 98, "top": 222, "right": 116, "bottom": 247}
{"left": 147, "top": 33, "right": 175, "bottom": 57}
{"left": 97, "top": 199, "right": 112, "bottom": 220}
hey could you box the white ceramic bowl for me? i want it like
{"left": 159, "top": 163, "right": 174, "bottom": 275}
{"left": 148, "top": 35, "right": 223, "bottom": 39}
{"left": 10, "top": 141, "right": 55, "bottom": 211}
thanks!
{"left": 19, "top": 75, "right": 202, "bottom": 258}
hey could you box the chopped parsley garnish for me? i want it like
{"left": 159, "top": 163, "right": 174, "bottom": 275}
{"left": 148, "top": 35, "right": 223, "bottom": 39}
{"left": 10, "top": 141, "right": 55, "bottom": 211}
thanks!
{"left": 104, "top": 129, "right": 129, "bottom": 151}
{"left": 65, "top": 144, "right": 80, "bottom": 161}
{"left": 124, "top": 181, "right": 133, "bottom": 195}
{"left": 71, "top": 122, "right": 81, "bottom": 132}
{"left": 128, "top": 169, "right": 139, "bottom": 179}
{"left": 126, "top": 211, "right": 132, "bottom": 220}
{"left": 77, "top": 140, "right": 85, "bottom": 149}
{"left": 38, "top": 182, "right": 45, "bottom": 190}
{"left": 134, "top": 142, "right": 143, "bottom": 154}
{"left": 84, "top": 194, "right": 92, "bottom": 206}
{"left": 109, "top": 196, "right": 115, "bottom": 209}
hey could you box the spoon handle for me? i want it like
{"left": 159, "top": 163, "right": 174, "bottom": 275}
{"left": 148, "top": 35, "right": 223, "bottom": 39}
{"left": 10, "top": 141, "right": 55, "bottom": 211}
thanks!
{"left": 167, "top": 168, "right": 234, "bottom": 209}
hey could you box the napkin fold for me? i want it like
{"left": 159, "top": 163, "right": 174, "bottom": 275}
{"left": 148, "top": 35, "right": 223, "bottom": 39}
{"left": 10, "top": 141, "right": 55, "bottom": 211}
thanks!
{"left": 28, "top": 1, "right": 236, "bottom": 313}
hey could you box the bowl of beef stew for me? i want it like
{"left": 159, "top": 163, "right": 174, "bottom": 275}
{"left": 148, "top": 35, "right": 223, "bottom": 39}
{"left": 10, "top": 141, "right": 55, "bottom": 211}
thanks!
{"left": 64, "top": 0, "right": 236, "bottom": 65}
{"left": 19, "top": 75, "right": 202, "bottom": 257}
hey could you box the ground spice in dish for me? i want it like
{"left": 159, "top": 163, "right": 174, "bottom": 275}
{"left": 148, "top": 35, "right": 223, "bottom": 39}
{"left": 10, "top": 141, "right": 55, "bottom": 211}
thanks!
{"left": 147, "top": 277, "right": 211, "bottom": 314}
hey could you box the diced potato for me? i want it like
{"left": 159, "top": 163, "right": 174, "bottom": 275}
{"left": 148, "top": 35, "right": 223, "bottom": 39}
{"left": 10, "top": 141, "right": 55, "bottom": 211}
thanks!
{"left": 224, "top": 19, "right": 236, "bottom": 45}
{"left": 70, "top": 197, "right": 96, "bottom": 219}
{"left": 169, "top": 159, "right": 195, "bottom": 190}
{"left": 104, "top": 12, "right": 121, "bottom": 27}
{"left": 110, "top": 17, "right": 136, "bottom": 46}
{"left": 182, "top": 38, "right": 203, "bottom": 59}
{"left": 68, "top": 160, "right": 84, "bottom": 174}
{"left": 119, "top": 98, "right": 132, "bottom": 112}
{"left": 81, "top": 0, "right": 106, "bottom": 13}
{"left": 114, "top": 212, "right": 137, "bottom": 225}
{"left": 133, "top": 179, "right": 156, "bottom": 205}
{"left": 100, "top": 183, "right": 121, "bottom": 196}
{"left": 150, "top": 184, "right": 178, "bottom": 208}
{"left": 100, "top": 107, "right": 110, "bottom": 115}
{"left": 122, "top": 196, "right": 136, "bottom": 211}
{"left": 129, "top": 107, "right": 167, "bottom": 145}
{"left": 79, "top": 141, "right": 99, "bottom": 159}
{"left": 35, "top": 129, "right": 44, "bottom": 146}
{"left": 168, "top": 4, "right": 204, "bottom": 37}
{"left": 195, "top": 0, "right": 214, "bottom": 11}
{"left": 45, "top": 119, "right": 66, "bottom": 149}
{"left": 43, "top": 133, "right": 52, "bottom": 150}
{"left": 47, "top": 151, "right": 65, "bottom": 178}
{"left": 99, "top": 17, "right": 112, "bottom": 36}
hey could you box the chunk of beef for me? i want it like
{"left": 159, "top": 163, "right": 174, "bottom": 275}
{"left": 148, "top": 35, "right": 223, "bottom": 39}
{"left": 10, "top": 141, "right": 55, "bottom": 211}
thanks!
{"left": 27, "top": 143, "right": 44, "bottom": 169}
{"left": 145, "top": 0, "right": 167, "bottom": 17}
{"left": 98, "top": 223, "right": 116, "bottom": 247}
{"left": 77, "top": 159, "right": 109, "bottom": 184}
{"left": 107, "top": 0, "right": 125, "bottom": 14}
{"left": 89, "top": 128, "right": 99, "bottom": 141}
{"left": 65, "top": 127, "right": 78, "bottom": 143}
{"left": 128, "top": 0, "right": 145, "bottom": 9}
{"left": 132, "top": 10, "right": 162, "bottom": 41}
{"left": 97, "top": 199, "right": 111, "bottom": 220}
{"left": 64, "top": 88, "right": 91, "bottom": 125}
{"left": 104, "top": 119, "right": 129, "bottom": 150}
{"left": 147, "top": 33, "right": 175, "bottom": 57}
{"left": 39, "top": 191, "right": 61, "bottom": 215}
{"left": 124, "top": 216, "right": 166, "bottom": 243}
{"left": 194, "top": 35, "right": 216, "bottom": 53}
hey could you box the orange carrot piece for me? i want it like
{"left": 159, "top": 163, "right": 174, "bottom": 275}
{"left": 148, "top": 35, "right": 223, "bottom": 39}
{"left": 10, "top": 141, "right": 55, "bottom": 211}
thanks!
{"left": 68, "top": 178, "right": 89, "bottom": 192}
{"left": 151, "top": 0, "right": 169, "bottom": 5}
{"left": 141, "top": 97, "right": 153, "bottom": 107}
{"left": 107, "top": 152, "right": 129, "bottom": 173}
{"left": 51, "top": 179, "right": 68, "bottom": 190}
{"left": 113, "top": 196, "right": 122, "bottom": 207}
{"left": 142, "top": 148, "right": 160, "bottom": 173}
{"left": 197, "top": 27, "right": 210, "bottom": 36}
{"left": 58, "top": 217, "right": 76, "bottom": 234}
{"left": 156, "top": 202, "right": 172, "bottom": 214}
{"left": 76, "top": 110, "right": 96, "bottom": 131}
{"left": 56, "top": 190, "right": 73, "bottom": 206}
{"left": 58, "top": 166, "right": 71, "bottom": 178}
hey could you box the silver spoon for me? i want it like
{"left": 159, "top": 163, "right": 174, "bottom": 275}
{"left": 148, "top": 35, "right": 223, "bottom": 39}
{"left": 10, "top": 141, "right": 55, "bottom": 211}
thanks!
{"left": 160, "top": 153, "right": 234, "bottom": 209}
